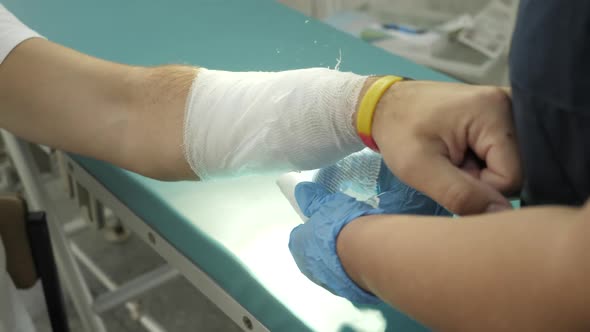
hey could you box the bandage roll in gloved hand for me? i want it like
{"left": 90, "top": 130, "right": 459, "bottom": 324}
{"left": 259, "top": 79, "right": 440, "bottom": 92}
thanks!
{"left": 289, "top": 168, "right": 451, "bottom": 304}
{"left": 311, "top": 148, "right": 451, "bottom": 216}
{"left": 376, "top": 160, "right": 451, "bottom": 216}
{"left": 288, "top": 182, "right": 383, "bottom": 304}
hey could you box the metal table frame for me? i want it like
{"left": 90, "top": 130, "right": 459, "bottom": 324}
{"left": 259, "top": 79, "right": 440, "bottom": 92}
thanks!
{"left": 1, "top": 131, "right": 268, "bottom": 332}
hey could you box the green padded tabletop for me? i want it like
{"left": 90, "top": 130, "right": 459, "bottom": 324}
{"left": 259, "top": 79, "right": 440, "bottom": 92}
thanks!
{"left": 4, "top": 0, "right": 455, "bottom": 330}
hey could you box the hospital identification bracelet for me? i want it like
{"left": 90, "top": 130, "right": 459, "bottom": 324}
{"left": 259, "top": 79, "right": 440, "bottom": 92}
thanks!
{"left": 356, "top": 75, "right": 404, "bottom": 151}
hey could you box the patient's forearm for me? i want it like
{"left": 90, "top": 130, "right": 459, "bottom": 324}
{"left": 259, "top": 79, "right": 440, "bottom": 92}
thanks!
{"left": 0, "top": 38, "right": 195, "bottom": 179}
{"left": 337, "top": 205, "right": 590, "bottom": 331}
{"left": 0, "top": 37, "right": 370, "bottom": 180}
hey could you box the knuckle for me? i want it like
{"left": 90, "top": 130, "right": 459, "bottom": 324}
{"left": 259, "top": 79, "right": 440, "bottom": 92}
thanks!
{"left": 483, "top": 86, "right": 511, "bottom": 108}
{"left": 493, "top": 154, "right": 523, "bottom": 193}
{"left": 443, "top": 182, "right": 478, "bottom": 214}
{"left": 475, "top": 86, "right": 512, "bottom": 120}
{"left": 501, "top": 170, "right": 523, "bottom": 193}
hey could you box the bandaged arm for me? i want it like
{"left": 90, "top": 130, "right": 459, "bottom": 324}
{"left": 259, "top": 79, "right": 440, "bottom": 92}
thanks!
{"left": 337, "top": 204, "right": 590, "bottom": 331}
{"left": 183, "top": 68, "right": 366, "bottom": 179}
{"left": 0, "top": 5, "right": 368, "bottom": 180}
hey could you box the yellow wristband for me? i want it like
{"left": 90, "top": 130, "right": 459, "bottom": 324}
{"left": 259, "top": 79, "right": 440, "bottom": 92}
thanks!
{"left": 356, "top": 75, "right": 403, "bottom": 151}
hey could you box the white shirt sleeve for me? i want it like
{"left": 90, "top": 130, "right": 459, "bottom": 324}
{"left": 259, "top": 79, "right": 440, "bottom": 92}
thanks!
{"left": 0, "top": 4, "right": 43, "bottom": 64}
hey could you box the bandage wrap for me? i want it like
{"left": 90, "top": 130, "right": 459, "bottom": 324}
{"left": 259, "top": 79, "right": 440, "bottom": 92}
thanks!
{"left": 184, "top": 68, "right": 367, "bottom": 179}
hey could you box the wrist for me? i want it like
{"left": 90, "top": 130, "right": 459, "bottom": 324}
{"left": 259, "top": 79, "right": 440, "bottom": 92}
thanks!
{"left": 353, "top": 76, "right": 381, "bottom": 130}
{"left": 372, "top": 80, "right": 413, "bottom": 149}
{"left": 336, "top": 216, "right": 372, "bottom": 293}
{"left": 354, "top": 76, "right": 408, "bottom": 151}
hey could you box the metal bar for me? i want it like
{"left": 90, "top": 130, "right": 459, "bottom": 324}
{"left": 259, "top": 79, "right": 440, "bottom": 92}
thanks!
{"left": 138, "top": 316, "right": 168, "bottom": 332}
{"left": 89, "top": 198, "right": 106, "bottom": 229}
{"left": 0, "top": 130, "right": 106, "bottom": 332}
{"left": 64, "top": 154, "right": 269, "bottom": 332}
{"left": 27, "top": 212, "right": 70, "bottom": 332}
{"left": 63, "top": 216, "right": 89, "bottom": 236}
{"left": 92, "top": 265, "right": 179, "bottom": 314}
{"left": 70, "top": 242, "right": 168, "bottom": 332}
{"left": 70, "top": 242, "right": 116, "bottom": 289}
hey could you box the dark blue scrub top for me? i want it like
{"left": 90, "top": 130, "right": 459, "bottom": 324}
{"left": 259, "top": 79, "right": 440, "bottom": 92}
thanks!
{"left": 510, "top": 0, "right": 590, "bottom": 206}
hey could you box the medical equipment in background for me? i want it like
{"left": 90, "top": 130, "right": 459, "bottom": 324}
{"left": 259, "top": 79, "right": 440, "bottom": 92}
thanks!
{"left": 280, "top": 0, "right": 519, "bottom": 85}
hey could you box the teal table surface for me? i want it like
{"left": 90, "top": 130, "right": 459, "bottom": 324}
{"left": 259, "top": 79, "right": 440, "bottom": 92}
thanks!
{"left": 3, "top": 1, "right": 456, "bottom": 330}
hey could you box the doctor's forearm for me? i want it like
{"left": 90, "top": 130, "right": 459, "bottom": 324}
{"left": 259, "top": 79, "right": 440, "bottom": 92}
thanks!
{"left": 337, "top": 205, "right": 590, "bottom": 331}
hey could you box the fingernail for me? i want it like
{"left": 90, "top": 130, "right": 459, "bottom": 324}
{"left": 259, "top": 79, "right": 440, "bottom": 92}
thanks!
{"left": 486, "top": 203, "right": 511, "bottom": 213}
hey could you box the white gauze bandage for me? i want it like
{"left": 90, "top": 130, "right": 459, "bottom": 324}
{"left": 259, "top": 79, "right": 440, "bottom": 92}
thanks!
{"left": 184, "top": 68, "right": 368, "bottom": 179}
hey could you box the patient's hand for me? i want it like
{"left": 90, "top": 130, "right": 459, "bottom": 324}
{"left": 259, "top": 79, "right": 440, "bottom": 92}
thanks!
{"left": 366, "top": 80, "right": 522, "bottom": 215}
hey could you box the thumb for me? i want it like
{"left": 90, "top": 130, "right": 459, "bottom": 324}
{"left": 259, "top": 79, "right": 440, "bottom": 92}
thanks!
{"left": 404, "top": 155, "right": 512, "bottom": 215}
{"left": 294, "top": 182, "right": 332, "bottom": 217}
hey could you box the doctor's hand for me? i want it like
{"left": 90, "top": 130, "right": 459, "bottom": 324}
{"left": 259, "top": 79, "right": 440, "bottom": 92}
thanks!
{"left": 376, "top": 159, "right": 451, "bottom": 216}
{"left": 288, "top": 181, "right": 383, "bottom": 304}
{"left": 289, "top": 177, "right": 451, "bottom": 304}
{"left": 365, "top": 80, "right": 521, "bottom": 215}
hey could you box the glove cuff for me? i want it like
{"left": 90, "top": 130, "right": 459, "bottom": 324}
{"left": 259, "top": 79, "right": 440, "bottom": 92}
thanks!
{"left": 323, "top": 207, "right": 382, "bottom": 304}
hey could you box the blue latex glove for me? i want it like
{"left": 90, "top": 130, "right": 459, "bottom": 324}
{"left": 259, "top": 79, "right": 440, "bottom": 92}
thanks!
{"left": 289, "top": 158, "right": 450, "bottom": 304}
{"left": 289, "top": 181, "right": 383, "bottom": 304}
{"left": 377, "top": 160, "right": 452, "bottom": 216}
